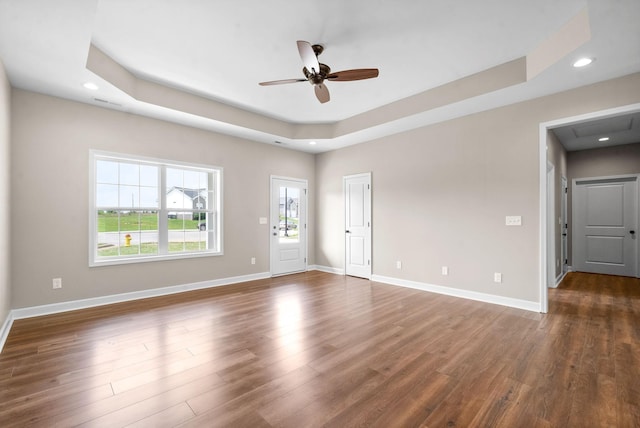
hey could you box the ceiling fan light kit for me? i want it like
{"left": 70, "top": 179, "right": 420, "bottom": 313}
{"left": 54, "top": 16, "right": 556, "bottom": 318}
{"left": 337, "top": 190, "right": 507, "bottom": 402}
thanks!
{"left": 259, "top": 40, "right": 379, "bottom": 104}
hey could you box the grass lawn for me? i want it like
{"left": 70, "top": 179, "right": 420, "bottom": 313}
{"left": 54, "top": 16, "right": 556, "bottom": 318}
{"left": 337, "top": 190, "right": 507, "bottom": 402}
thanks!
{"left": 97, "top": 241, "right": 206, "bottom": 257}
{"left": 98, "top": 212, "right": 201, "bottom": 232}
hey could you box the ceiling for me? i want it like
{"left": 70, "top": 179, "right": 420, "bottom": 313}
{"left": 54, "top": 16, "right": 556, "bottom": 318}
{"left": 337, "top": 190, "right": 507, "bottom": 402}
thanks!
{"left": 551, "top": 111, "right": 640, "bottom": 151}
{"left": 1, "top": 0, "right": 639, "bottom": 153}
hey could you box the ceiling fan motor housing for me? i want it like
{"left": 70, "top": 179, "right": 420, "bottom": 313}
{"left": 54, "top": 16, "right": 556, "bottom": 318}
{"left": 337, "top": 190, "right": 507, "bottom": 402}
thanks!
{"left": 303, "top": 63, "right": 331, "bottom": 84}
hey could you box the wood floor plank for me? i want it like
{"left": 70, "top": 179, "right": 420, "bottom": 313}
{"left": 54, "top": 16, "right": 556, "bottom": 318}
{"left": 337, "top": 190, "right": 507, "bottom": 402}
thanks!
{"left": 1, "top": 271, "right": 638, "bottom": 426}
{"left": 53, "top": 370, "right": 226, "bottom": 427}
{"left": 257, "top": 366, "right": 387, "bottom": 427}
{"left": 422, "top": 362, "right": 510, "bottom": 427}
{"left": 0, "top": 383, "right": 114, "bottom": 427}
{"left": 185, "top": 365, "right": 320, "bottom": 423}
{"left": 467, "top": 376, "right": 534, "bottom": 427}
{"left": 321, "top": 350, "right": 448, "bottom": 427}
{"left": 124, "top": 402, "right": 196, "bottom": 428}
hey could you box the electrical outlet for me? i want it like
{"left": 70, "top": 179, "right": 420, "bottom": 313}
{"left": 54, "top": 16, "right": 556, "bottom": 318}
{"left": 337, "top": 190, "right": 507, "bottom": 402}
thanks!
{"left": 251, "top": 257, "right": 256, "bottom": 265}
{"left": 52, "top": 278, "right": 62, "bottom": 289}
{"left": 396, "top": 261, "right": 402, "bottom": 269}
{"left": 442, "top": 266, "right": 448, "bottom": 276}
{"left": 494, "top": 272, "right": 502, "bottom": 283}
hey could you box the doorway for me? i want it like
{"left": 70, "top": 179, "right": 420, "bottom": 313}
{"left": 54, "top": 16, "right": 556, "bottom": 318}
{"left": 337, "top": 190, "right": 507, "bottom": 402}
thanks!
{"left": 344, "top": 173, "right": 372, "bottom": 279}
{"left": 539, "top": 102, "right": 640, "bottom": 313}
{"left": 270, "top": 176, "right": 307, "bottom": 276}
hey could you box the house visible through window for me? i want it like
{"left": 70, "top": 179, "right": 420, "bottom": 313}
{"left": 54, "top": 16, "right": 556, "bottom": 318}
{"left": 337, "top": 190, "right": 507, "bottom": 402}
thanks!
{"left": 90, "top": 151, "right": 222, "bottom": 266}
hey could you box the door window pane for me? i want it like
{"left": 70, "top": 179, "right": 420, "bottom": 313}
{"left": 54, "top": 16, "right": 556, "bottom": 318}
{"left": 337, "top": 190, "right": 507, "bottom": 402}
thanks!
{"left": 279, "top": 186, "right": 300, "bottom": 243}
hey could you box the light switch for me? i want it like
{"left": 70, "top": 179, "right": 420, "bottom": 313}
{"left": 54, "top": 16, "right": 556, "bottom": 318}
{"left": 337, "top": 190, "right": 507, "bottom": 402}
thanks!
{"left": 259, "top": 217, "right": 268, "bottom": 224}
{"left": 505, "top": 216, "right": 522, "bottom": 226}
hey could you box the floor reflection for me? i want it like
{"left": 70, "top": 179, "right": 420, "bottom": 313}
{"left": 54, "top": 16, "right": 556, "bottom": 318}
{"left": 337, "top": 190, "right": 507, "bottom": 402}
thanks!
{"left": 275, "top": 295, "right": 303, "bottom": 354}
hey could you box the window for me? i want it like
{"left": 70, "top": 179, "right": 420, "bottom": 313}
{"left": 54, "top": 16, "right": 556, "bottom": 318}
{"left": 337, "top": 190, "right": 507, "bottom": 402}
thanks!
{"left": 90, "top": 151, "right": 222, "bottom": 266}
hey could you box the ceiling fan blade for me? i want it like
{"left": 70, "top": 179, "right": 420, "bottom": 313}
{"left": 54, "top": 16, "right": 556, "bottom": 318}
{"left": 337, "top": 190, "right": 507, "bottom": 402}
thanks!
{"left": 327, "top": 68, "right": 379, "bottom": 81}
{"left": 314, "top": 83, "right": 330, "bottom": 103}
{"left": 259, "top": 78, "right": 307, "bottom": 86}
{"left": 297, "top": 40, "right": 320, "bottom": 75}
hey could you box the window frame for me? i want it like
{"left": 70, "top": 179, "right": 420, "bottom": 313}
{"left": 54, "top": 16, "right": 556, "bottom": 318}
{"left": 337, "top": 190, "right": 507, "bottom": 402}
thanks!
{"left": 89, "top": 150, "right": 223, "bottom": 267}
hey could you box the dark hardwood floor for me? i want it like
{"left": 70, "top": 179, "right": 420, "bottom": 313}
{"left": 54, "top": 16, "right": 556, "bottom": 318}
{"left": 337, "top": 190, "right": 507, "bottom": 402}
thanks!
{"left": 1, "top": 271, "right": 638, "bottom": 427}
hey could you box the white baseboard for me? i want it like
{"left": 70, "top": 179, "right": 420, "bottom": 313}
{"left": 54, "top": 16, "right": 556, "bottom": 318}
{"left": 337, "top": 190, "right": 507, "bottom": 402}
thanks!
{"left": 371, "top": 275, "right": 541, "bottom": 312}
{"left": 550, "top": 270, "right": 569, "bottom": 288}
{"left": 1, "top": 273, "right": 272, "bottom": 353}
{"left": 0, "top": 311, "right": 14, "bottom": 355}
{"left": 308, "top": 265, "right": 344, "bottom": 275}
{"left": 9, "top": 272, "right": 271, "bottom": 322}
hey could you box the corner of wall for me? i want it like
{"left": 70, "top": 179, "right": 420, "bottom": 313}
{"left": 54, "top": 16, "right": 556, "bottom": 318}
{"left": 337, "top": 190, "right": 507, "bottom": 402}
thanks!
{"left": 0, "top": 57, "right": 12, "bottom": 344}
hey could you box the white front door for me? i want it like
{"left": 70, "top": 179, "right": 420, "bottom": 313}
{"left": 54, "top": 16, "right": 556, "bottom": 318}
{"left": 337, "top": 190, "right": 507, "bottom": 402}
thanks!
{"left": 270, "top": 177, "right": 307, "bottom": 276}
{"left": 573, "top": 176, "right": 638, "bottom": 277}
{"left": 344, "top": 173, "right": 371, "bottom": 279}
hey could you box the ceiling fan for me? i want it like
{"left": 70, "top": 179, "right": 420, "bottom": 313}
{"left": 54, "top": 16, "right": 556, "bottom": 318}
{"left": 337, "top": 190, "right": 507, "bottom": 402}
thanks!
{"left": 259, "top": 41, "right": 379, "bottom": 104}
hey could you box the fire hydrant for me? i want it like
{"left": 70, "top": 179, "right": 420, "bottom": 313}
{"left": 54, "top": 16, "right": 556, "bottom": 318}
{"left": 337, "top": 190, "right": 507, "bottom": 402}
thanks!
{"left": 124, "top": 234, "right": 132, "bottom": 247}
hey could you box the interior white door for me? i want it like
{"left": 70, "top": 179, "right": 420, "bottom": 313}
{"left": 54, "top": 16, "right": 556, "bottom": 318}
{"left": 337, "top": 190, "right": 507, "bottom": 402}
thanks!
{"left": 573, "top": 176, "right": 638, "bottom": 277}
{"left": 344, "top": 173, "right": 371, "bottom": 279}
{"left": 270, "top": 177, "right": 307, "bottom": 276}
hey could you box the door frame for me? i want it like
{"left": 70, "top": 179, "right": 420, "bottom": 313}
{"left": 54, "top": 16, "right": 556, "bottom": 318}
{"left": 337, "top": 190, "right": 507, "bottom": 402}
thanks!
{"left": 561, "top": 176, "right": 568, "bottom": 276}
{"left": 270, "top": 175, "right": 308, "bottom": 276}
{"left": 547, "top": 162, "right": 555, "bottom": 288}
{"left": 539, "top": 102, "right": 640, "bottom": 313}
{"left": 344, "top": 172, "right": 372, "bottom": 279}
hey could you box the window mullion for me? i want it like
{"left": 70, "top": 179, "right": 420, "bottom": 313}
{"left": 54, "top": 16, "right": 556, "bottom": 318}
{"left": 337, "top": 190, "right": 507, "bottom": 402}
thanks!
{"left": 158, "top": 165, "right": 169, "bottom": 254}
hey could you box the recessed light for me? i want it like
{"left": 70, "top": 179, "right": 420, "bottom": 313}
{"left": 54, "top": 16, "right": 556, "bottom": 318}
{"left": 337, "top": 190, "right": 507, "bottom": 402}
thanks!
{"left": 83, "top": 82, "right": 99, "bottom": 90}
{"left": 573, "top": 57, "right": 593, "bottom": 68}
{"left": 598, "top": 137, "right": 610, "bottom": 142}
{"left": 309, "top": 141, "right": 317, "bottom": 145}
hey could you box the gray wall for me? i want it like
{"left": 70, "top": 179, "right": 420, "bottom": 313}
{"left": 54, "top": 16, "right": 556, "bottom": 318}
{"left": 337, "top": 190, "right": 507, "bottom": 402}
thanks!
{"left": 10, "top": 90, "right": 315, "bottom": 309}
{"left": 316, "top": 73, "right": 640, "bottom": 304}
{"left": 567, "top": 142, "right": 640, "bottom": 179}
{"left": 566, "top": 142, "right": 640, "bottom": 264}
{"left": 0, "top": 60, "right": 10, "bottom": 323}
{"left": 7, "top": 72, "right": 640, "bottom": 311}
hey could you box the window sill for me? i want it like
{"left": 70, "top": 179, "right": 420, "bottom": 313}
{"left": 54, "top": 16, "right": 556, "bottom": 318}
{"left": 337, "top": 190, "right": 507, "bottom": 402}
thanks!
{"left": 89, "top": 250, "right": 223, "bottom": 267}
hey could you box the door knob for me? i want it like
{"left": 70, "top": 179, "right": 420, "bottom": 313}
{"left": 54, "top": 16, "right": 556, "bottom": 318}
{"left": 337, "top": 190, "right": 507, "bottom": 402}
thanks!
{"left": 631, "top": 230, "right": 636, "bottom": 235}
{"left": 345, "top": 230, "right": 351, "bottom": 233}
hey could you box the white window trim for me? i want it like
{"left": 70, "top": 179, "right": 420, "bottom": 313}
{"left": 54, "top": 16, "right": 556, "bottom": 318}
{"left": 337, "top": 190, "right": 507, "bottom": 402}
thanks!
{"left": 89, "top": 150, "right": 223, "bottom": 267}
